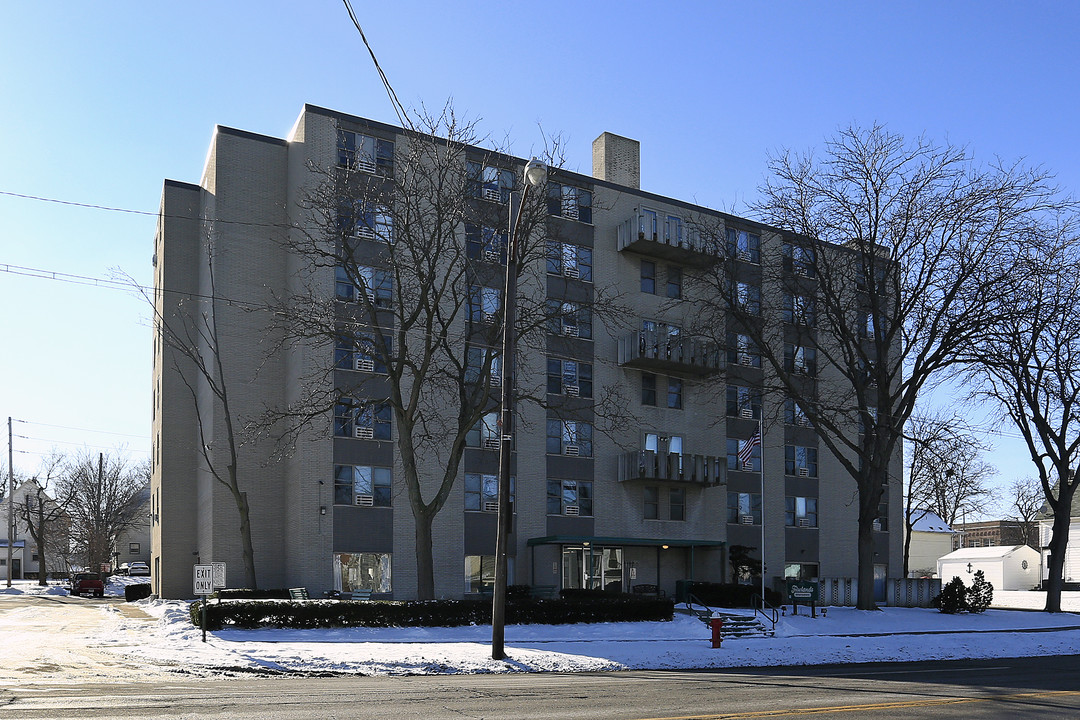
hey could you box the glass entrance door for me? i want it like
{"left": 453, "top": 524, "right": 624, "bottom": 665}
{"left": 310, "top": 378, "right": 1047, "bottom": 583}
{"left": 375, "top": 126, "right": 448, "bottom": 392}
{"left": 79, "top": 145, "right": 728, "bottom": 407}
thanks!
{"left": 562, "top": 546, "right": 624, "bottom": 591}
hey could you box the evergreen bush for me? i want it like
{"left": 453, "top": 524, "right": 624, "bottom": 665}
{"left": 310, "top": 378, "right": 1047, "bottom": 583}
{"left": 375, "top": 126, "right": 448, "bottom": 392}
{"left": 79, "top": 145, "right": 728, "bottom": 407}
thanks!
{"left": 967, "top": 570, "right": 994, "bottom": 613}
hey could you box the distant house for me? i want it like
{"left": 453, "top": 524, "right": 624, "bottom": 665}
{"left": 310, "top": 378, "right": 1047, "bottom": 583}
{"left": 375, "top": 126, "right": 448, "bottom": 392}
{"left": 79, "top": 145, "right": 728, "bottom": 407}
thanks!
{"left": 953, "top": 519, "right": 1037, "bottom": 550}
{"left": 905, "top": 510, "right": 957, "bottom": 578}
{"left": 937, "top": 545, "right": 1041, "bottom": 591}
{"left": 0, "top": 481, "right": 68, "bottom": 581}
{"left": 1038, "top": 490, "right": 1080, "bottom": 589}
{"left": 112, "top": 484, "right": 151, "bottom": 570}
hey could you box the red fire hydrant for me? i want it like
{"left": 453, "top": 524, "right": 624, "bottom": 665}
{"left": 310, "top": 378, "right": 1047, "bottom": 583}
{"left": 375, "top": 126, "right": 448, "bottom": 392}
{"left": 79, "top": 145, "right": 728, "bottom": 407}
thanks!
{"left": 710, "top": 613, "right": 723, "bottom": 648}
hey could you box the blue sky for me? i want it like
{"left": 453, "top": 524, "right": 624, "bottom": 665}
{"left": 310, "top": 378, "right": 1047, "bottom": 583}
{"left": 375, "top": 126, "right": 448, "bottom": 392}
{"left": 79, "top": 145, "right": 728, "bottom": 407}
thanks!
{"left": 1, "top": 2, "right": 1076, "bottom": 507}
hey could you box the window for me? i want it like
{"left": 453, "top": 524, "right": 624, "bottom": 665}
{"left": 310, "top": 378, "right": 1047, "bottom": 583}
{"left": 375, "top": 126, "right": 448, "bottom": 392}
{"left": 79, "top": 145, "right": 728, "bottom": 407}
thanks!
{"left": 861, "top": 311, "right": 880, "bottom": 340}
{"left": 856, "top": 262, "right": 888, "bottom": 292}
{"left": 335, "top": 465, "right": 392, "bottom": 506}
{"left": 466, "top": 411, "right": 501, "bottom": 449}
{"left": 547, "top": 479, "right": 593, "bottom": 516}
{"left": 641, "top": 373, "right": 657, "bottom": 406}
{"left": 337, "top": 130, "right": 394, "bottom": 176}
{"left": 727, "top": 333, "right": 761, "bottom": 368}
{"left": 339, "top": 200, "right": 393, "bottom": 245}
{"left": 786, "top": 496, "right": 818, "bottom": 527}
{"left": 727, "top": 492, "right": 762, "bottom": 525}
{"left": 465, "top": 473, "right": 514, "bottom": 511}
{"left": 641, "top": 320, "right": 681, "bottom": 358}
{"left": 785, "top": 344, "right": 817, "bottom": 377}
{"left": 783, "top": 242, "right": 816, "bottom": 277}
{"left": 736, "top": 282, "right": 761, "bottom": 314}
{"left": 784, "top": 398, "right": 810, "bottom": 426}
{"left": 546, "top": 419, "right": 593, "bottom": 456}
{"left": 784, "top": 562, "right": 819, "bottom": 581}
{"left": 546, "top": 242, "right": 592, "bottom": 281}
{"left": 727, "top": 228, "right": 761, "bottom": 263}
{"left": 466, "top": 161, "right": 514, "bottom": 204}
{"left": 465, "top": 223, "right": 507, "bottom": 263}
{"left": 547, "top": 358, "right": 593, "bottom": 398}
{"left": 783, "top": 293, "right": 815, "bottom": 326}
{"left": 354, "top": 402, "right": 392, "bottom": 440}
{"left": 465, "top": 555, "right": 513, "bottom": 593}
{"left": 547, "top": 300, "right": 592, "bottom": 339}
{"left": 640, "top": 260, "right": 656, "bottom": 294}
{"left": 669, "top": 487, "right": 685, "bottom": 521}
{"left": 469, "top": 286, "right": 502, "bottom": 324}
{"left": 336, "top": 265, "right": 393, "bottom": 307}
{"left": 639, "top": 208, "right": 659, "bottom": 240}
{"left": 860, "top": 407, "right": 878, "bottom": 435}
{"left": 876, "top": 494, "right": 889, "bottom": 531}
{"left": 667, "top": 378, "right": 683, "bottom": 409}
{"left": 664, "top": 215, "right": 684, "bottom": 247}
{"left": 128, "top": 543, "right": 140, "bottom": 554}
{"left": 466, "top": 347, "right": 501, "bottom": 386}
{"left": 643, "top": 486, "right": 659, "bottom": 520}
{"left": 726, "top": 385, "right": 761, "bottom": 419}
{"left": 727, "top": 437, "right": 761, "bottom": 472}
{"left": 547, "top": 182, "right": 592, "bottom": 223}
{"left": 666, "top": 266, "right": 683, "bottom": 299}
{"left": 336, "top": 331, "right": 388, "bottom": 374}
{"left": 334, "top": 552, "right": 391, "bottom": 593}
{"left": 785, "top": 445, "right": 818, "bottom": 477}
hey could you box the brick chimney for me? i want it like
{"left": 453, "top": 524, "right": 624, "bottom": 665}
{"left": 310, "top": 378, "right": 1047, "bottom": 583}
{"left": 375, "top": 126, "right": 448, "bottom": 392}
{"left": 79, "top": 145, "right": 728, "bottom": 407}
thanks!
{"left": 592, "top": 132, "right": 640, "bottom": 190}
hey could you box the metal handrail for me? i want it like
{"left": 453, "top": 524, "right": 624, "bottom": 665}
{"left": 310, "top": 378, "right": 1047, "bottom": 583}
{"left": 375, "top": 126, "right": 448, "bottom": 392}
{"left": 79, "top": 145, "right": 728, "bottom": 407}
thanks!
{"left": 752, "top": 593, "right": 779, "bottom": 632}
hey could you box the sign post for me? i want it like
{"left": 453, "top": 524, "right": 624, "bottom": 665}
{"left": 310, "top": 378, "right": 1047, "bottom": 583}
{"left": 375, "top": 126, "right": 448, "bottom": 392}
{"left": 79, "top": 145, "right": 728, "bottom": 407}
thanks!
{"left": 786, "top": 580, "right": 820, "bottom": 618}
{"left": 193, "top": 564, "right": 214, "bottom": 642}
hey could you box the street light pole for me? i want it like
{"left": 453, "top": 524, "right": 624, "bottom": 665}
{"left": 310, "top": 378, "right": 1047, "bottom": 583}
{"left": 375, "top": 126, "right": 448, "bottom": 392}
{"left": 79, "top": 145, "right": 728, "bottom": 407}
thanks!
{"left": 492, "top": 158, "right": 547, "bottom": 661}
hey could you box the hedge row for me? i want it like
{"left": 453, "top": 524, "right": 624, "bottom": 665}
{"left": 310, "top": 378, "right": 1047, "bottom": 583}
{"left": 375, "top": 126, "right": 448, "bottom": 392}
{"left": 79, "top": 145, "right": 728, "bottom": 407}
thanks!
{"left": 682, "top": 582, "right": 782, "bottom": 608}
{"left": 190, "top": 595, "right": 674, "bottom": 630}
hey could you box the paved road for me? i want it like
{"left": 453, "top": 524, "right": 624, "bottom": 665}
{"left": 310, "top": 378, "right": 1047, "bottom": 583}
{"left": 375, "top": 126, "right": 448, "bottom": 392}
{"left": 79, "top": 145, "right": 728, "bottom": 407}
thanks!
{"left": 2, "top": 656, "right": 1079, "bottom": 719}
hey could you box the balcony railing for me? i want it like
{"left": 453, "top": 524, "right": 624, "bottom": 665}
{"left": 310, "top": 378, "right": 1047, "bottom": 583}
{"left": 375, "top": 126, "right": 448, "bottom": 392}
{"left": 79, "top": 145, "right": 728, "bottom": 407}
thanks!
{"left": 617, "top": 215, "right": 721, "bottom": 264}
{"left": 618, "top": 331, "right": 721, "bottom": 376}
{"left": 618, "top": 450, "right": 725, "bottom": 486}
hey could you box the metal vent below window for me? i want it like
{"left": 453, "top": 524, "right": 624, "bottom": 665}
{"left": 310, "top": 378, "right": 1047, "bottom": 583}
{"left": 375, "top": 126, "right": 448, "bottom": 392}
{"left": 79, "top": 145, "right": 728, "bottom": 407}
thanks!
{"left": 355, "top": 358, "right": 375, "bottom": 372}
{"left": 563, "top": 325, "right": 579, "bottom": 337}
{"left": 354, "top": 427, "right": 374, "bottom": 440}
{"left": 566, "top": 385, "right": 580, "bottom": 397}
{"left": 356, "top": 495, "right": 374, "bottom": 507}
{"left": 797, "top": 517, "right": 811, "bottom": 528}
{"left": 563, "top": 267, "right": 579, "bottom": 279}
{"left": 565, "top": 505, "right": 580, "bottom": 516}
{"left": 740, "top": 514, "right": 754, "bottom": 525}
{"left": 798, "top": 467, "right": 809, "bottom": 477}
{"left": 484, "top": 501, "right": 499, "bottom": 512}
{"left": 484, "top": 437, "right": 501, "bottom": 450}
{"left": 564, "top": 445, "right": 580, "bottom": 456}
{"left": 483, "top": 187, "right": 502, "bottom": 202}
{"left": 740, "top": 408, "right": 754, "bottom": 419}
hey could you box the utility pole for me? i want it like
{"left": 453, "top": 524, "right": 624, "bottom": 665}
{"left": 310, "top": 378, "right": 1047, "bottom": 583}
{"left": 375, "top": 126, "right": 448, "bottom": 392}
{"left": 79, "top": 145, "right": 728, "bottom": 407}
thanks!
{"left": 7, "top": 418, "right": 14, "bottom": 587}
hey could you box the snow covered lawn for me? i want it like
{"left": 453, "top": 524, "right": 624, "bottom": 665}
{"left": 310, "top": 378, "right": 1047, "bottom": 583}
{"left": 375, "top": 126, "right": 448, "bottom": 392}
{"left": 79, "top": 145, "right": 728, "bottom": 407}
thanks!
{"left": 4, "top": 580, "right": 1080, "bottom": 677}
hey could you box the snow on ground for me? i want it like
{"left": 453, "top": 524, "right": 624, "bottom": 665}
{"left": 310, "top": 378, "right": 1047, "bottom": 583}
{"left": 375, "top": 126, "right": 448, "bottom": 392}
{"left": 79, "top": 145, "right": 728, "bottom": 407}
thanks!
{"left": 4, "top": 580, "right": 1080, "bottom": 677}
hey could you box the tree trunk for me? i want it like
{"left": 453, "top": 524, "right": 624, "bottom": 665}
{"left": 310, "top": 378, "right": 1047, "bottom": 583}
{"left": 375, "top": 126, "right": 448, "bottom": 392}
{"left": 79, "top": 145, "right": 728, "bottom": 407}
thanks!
{"left": 857, "top": 515, "right": 878, "bottom": 610}
{"left": 1044, "top": 480, "right": 1074, "bottom": 613}
{"left": 414, "top": 510, "right": 435, "bottom": 600}
{"left": 237, "top": 490, "right": 257, "bottom": 590}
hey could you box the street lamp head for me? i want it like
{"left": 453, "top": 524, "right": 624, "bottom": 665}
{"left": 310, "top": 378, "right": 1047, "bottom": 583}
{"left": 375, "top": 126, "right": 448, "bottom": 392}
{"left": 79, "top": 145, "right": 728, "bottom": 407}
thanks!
{"left": 524, "top": 158, "right": 548, "bottom": 188}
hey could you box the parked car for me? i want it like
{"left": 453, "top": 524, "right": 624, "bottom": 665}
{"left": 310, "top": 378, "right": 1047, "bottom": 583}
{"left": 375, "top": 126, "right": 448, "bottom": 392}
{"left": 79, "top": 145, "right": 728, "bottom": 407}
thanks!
{"left": 127, "top": 562, "right": 150, "bottom": 577}
{"left": 117, "top": 563, "right": 131, "bottom": 576}
{"left": 70, "top": 572, "right": 104, "bottom": 598}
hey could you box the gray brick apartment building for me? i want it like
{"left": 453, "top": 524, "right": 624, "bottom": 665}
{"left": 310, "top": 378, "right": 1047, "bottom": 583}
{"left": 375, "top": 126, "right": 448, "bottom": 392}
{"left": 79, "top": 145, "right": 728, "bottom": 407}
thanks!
{"left": 151, "top": 104, "right": 902, "bottom": 600}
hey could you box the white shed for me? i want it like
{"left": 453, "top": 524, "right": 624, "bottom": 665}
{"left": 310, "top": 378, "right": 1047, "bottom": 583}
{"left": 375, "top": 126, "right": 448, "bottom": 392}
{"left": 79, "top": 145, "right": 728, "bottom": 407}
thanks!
{"left": 936, "top": 545, "right": 1041, "bottom": 591}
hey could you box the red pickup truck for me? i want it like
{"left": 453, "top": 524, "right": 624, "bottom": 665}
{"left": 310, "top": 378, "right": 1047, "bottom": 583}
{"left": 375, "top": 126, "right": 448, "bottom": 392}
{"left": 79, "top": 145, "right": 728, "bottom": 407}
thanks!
{"left": 70, "top": 572, "right": 105, "bottom": 597}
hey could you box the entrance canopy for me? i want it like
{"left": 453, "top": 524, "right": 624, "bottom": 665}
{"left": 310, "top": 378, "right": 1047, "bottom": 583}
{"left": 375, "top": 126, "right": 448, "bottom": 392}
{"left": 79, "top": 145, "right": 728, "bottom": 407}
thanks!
{"left": 526, "top": 535, "right": 726, "bottom": 549}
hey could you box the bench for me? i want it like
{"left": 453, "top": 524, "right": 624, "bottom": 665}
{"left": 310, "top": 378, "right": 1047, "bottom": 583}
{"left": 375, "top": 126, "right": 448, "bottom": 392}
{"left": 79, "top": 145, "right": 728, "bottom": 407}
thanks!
{"left": 342, "top": 589, "right": 372, "bottom": 601}
{"left": 288, "top": 587, "right": 310, "bottom": 600}
{"left": 632, "top": 583, "right": 666, "bottom": 598}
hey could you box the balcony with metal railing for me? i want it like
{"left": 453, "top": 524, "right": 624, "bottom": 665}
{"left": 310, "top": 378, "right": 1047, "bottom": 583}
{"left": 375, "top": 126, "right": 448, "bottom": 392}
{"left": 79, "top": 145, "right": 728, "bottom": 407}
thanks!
{"left": 616, "top": 213, "right": 721, "bottom": 264}
{"left": 618, "top": 450, "right": 725, "bottom": 486}
{"left": 618, "top": 331, "right": 721, "bottom": 376}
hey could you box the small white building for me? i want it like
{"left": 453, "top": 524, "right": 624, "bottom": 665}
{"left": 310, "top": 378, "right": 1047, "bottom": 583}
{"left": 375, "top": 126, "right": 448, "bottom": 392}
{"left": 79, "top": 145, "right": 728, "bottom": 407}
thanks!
{"left": 905, "top": 510, "right": 957, "bottom": 578}
{"left": 937, "top": 545, "right": 1041, "bottom": 591}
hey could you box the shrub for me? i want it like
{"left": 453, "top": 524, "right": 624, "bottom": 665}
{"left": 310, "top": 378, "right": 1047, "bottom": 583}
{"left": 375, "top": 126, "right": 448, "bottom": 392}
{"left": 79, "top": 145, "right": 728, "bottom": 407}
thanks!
{"left": 935, "top": 576, "right": 971, "bottom": 614}
{"left": 968, "top": 570, "right": 994, "bottom": 613}
{"left": 125, "top": 583, "right": 153, "bottom": 602}
{"left": 189, "top": 595, "right": 674, "bottom": 631}
{"left": 682, "top": 582, "right": 782, "bottom": 608}
{"left": 212, "top": 588, "right": 291, "bottom": 600}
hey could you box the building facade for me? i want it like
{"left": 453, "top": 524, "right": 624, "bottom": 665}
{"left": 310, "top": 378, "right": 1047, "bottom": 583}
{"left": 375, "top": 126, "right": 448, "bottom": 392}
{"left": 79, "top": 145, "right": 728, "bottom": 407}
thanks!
{"left": 151, "top": 105, "right": 903, "bottom": 600}
{"left": 953, "top": 520, "right": 1038, "bottom": 550}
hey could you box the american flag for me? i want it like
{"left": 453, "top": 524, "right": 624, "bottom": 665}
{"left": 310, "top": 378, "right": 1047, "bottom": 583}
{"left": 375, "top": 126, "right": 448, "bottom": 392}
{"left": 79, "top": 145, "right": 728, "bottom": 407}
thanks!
{"left": 738, "top": 430, "right": 761, "bottom": 467}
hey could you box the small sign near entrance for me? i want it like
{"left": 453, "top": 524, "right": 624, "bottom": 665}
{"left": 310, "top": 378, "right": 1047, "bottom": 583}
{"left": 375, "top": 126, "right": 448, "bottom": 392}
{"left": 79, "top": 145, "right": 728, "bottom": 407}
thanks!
{"left": 211, "top": 562, "right": 226, "bottom": 589}
{"left": 193, "top": 564, "right": 214, "bottom": 595}
{"left": 787, "top": 580, "right": 819, "bottom": 604}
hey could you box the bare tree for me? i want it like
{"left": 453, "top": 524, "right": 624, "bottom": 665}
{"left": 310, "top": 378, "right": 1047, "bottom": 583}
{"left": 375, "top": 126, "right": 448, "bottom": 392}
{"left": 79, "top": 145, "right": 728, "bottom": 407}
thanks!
{"left": 55, "top": 451, "right": 145, "bottom": 573}
{"left": 1003, "top": 477, "right": 1043, "bottom": 549}
{"left": 693, "top": 125, "right": 1062, "bottom": 609}
{"left": 14, "top": 455, "right": 69, "bottom": 585}
{"left": 136, "top": 242, "right": 260, "bottom": 589}
{"left": 269, "top": 107, "right": 624, "bottom": 599}
{"left": 965, "top": 216, "right": 1080, "bottom": 612}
